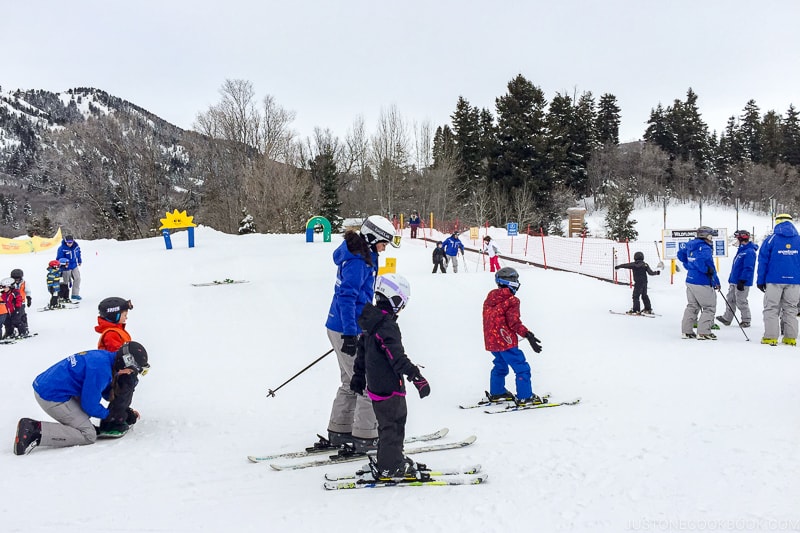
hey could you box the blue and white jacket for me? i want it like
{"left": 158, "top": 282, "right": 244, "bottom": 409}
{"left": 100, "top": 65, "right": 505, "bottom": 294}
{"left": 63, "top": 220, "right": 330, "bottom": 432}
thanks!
{"left": 56, "top": 239, "right": 82, "bottom": 269}
{"left": 677, "top": 237, "right": 720, "bottom": 287}
{"left": 325, "top": 235, "right": 379, "bottom": 336}
{"left": 33, "top": 350, "right": 116, "bottom": 420}
{"left": 756, "top": 221, "right": 800, "bottom": 285}
{"left": 728, "top": 241, "right": 758, "bottom": 285}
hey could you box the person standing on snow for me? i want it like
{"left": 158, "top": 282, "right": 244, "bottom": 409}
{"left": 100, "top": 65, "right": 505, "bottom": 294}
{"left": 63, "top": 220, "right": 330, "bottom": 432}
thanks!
{"left": 482, "top": 236, "right": 501, "bottom": 273}
{"left": 482, "top": 267, "right": 544, "bottom": 406}
{"left": 408, "top": 212, "right": 421, "bottom": 239}
{"left": 13, "top": 342, "right": 149, "bottom": 455}
{"left": 756, "top": 214, "right": 800, "bottom": 346}
{"left": 442, "top": 232, "right": 465, "bottom": 273}
{"left": 677, "top": 226, "right": 721, "bottom": 340}
{"left": 432, "top": 241, "right": 447, "bottom": 273}
{"left": 614, "top": 251, "right": 660, "bottom": 315}
{"left": 321, "top": 215, "right": 399, "bottom": 453}
{"left": 350, "top": 274, "right": 430, "bottom": 480}
{"left": 56, "top": 234, "right": 83, "bottom": 301}
{"left": 716, "top": 230, "right": 757, "bottom": 328}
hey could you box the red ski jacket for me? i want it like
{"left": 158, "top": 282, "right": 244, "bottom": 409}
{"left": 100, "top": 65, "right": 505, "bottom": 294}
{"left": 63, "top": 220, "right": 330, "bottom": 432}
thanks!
{"left": 482, "top": 287, "right": 530, "bottom": 352}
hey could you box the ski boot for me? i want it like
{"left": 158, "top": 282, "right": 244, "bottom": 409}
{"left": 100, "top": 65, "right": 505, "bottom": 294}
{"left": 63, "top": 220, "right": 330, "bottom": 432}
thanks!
{"left": 486, "top": 390, "right": 515, "bottom": 402}
{"left": 14, "top": 418, "right": 42, "bottom": 455}
{"left": 515, "top": 393, "right": 547, "bottom": 406}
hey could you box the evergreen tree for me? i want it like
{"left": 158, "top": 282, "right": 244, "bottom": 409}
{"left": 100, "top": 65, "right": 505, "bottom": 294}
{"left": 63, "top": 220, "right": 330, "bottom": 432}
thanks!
{"left": 739, "top": 99, "right": 763, "bottom": 164}
{"left": 760, "top": 110, "right": 782, "bottom": 168}
{"left": 310, "top": 151, "right": 341, "bottom": 232}
{"left": 644, "top": 104, "right": 677, "bottom": 156}
{"left": 596, "top": 93, "right": 621, "bottom": 145}
{"left": 432, "top": 125, "right": 456, "bottom": 169}
{"left": 604, "top": 185, "right": 638, "bottom": 241}
{"left": 782, "top": 104, "right": 800, "bottom": 167}
{"left": 238, "top": 207, "right": 257, "bottom": 234}
{"left": 450, "top": 96, "right": 482, "bottom": 199}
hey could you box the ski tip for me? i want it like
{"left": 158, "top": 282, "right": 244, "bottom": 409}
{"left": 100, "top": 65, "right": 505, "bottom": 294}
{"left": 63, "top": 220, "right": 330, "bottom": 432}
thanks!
{"left": 247, "top": 456, "right": 261, "bottom": 463}
{"left": 269, "top": 463, "right": 285, "bottom": 471}
{"left": 463, "top": 435, "right": 477, "bottom": 445}
{"left": 436, "top": 427, "right": 450, "bottom": 438}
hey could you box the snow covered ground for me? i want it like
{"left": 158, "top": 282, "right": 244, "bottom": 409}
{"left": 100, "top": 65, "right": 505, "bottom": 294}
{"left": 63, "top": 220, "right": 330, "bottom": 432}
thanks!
{"left": 1, "top": 203, "right": 798, "bottom": 533}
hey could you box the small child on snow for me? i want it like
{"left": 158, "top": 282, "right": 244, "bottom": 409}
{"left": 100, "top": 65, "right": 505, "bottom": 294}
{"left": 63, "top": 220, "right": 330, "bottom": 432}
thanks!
{"left": 46, "top": 260, "right": 63, "bottom": 309}
{"left": 0, "top": 277, "right": 27, "bottom": 338}
{"left": 614, "top": 251, "right": 660, "bottom": 314}
{"left": 57, "top": 259, "right": 71, "bottom": 303}
{"left": 350, "top": 274, "right": 431, "bottom": 480}
{"left": 432, "top": 241, "right": 446, "bottom": 273}
{"left": 482, "top": 267, "right": 544, "bottom": 406}
{"left": 482, "top": 235, "right": 501, "bottom": 272}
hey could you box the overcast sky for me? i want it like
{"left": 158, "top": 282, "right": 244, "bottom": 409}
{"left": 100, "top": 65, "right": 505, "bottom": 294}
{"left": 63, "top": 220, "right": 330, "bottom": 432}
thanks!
{"left": 2, "top": 1, "right": 798, "bottom": 144}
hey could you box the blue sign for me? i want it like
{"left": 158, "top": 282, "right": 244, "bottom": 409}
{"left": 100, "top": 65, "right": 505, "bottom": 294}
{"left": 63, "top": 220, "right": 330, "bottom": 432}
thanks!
{"left": 506, "top": 222, "right": 518, "bottom": 237}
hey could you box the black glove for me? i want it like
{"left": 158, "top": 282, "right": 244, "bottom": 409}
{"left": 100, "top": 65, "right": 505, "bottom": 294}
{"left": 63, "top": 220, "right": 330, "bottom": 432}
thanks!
{"left": 655, "top": 271, "right": 661, "bottom": 275}
{"left": 340, "top": 335, "right": 358, "bottom": 356}
{"left": 525, "top": 332, "right": 542, "bottom": 353}
{"left": 614, "top": 266, "right": 620, "bottom": 270}
{"left": 26, "top": 296, "right": 31, "bottom": 307}
{"left": 410, "top": 374, "right": 430, "bottom": 398}
{"left": 125, "top": 407, "right": 140, "bottom": 425}
{"left": 349, "top": 374, "right": 366, "bottom": 395}
{"left": 737, "top": 280, "right": 745, "bottom": 291}
{"left": 758, "top": 284, "right": 766, "bottom": 293}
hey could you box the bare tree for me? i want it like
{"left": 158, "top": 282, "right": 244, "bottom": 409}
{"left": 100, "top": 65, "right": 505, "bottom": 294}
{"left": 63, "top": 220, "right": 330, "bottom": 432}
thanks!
{"left": 370, "top": 105, "right": 409, "bottom": 217}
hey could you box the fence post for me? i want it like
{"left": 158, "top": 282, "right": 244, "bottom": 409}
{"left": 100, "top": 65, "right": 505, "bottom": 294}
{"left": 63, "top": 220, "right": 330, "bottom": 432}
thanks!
{"left": 540, "top": 227, "right": 547, "bottom": 269}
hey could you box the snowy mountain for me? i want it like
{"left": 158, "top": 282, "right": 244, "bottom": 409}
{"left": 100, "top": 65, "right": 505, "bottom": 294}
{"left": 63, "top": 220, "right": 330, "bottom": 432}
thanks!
{"left": 0, "top": 203, "right": 797, "bottom": 532}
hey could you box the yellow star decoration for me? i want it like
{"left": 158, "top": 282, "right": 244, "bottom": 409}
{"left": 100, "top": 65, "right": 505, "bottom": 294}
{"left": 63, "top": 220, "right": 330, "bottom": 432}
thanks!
{"left": 159, "top": 209, "right": 197, "bottom": 229}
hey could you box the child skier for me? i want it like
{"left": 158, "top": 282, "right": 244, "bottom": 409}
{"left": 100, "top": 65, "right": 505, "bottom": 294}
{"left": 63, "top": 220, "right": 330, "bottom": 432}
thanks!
{"left": 57, "top": 259, "right": 71, "bottom": 303}
{"left": 432, "top": 241, "right": 446, "bottom": 273}
{"left": 482, "top": 236, "right": 501, "bottom": 272}
{"left": 350, "top": 274, "right": 431, "bottom": 480}
{"left": 614, "top": 251, "right": 661, "bottom": 314}
{"left": 0, "top": 277, "right": 27, "bottom": 338}
{"left": 11, "top": 268, "right": 31, "bottom": 333}
{"left": 95, "top": 297, "right": 139, "bottom": 436}
{"left": 483, "top": 267, "right": 544, "bottom": 405}
{"left": 45, "top": 260, "right": 63, "bottom": 309}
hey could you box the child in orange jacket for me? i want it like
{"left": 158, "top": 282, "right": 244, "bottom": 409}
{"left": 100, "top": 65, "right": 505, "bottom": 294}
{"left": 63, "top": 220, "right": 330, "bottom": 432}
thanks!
{"left": 96, "top": 297, "right": 134, "bottom": 352}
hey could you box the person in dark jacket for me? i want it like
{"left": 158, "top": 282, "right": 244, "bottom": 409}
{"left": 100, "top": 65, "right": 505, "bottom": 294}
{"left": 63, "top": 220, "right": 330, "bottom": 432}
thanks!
{"left": 716, "top": 230, "right": 757, "bottom": 328}
{"left": 482, "top": 267, "right": 543, "bottom": 406}
{"left": 431, "top": 241, "right": 446, "bottom": 273}
{"left": 13, "top": 342, "right": 149, "bottom": 455}
{"left": 323, "top": 215, "right": 398, "bottom": 453}
{"left": 615, "top": 251, "right": 661, "bottom": 314}
{"left": 350, "top": 274, "right": 430, "bottom": 480}
{"left": 756, "top": 214, "right": 800, "bottom": 345}
{"left": 56, "top": 234, "right": 83, "bottom": 300}
{"left": 677, "top": 226, "right": 721, "bottom": 340}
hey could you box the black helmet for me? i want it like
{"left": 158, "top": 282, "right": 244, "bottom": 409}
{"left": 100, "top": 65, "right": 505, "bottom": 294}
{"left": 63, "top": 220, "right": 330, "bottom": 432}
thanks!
{"left": 10, "top": 268, "right": 23, "bottom": 280}
{"left": 115, "top": 342, "right": 149, "bottom": 375}
{"left": 495, "top": 267, "right": 520, "bottom": 294}
{"left": 696, "top": 226, "right": 715, "bottom": 240}
{"left": 98, "top": 297, "right": 134, "bottom": 323}
{"left": 633, "top": 252, "right": 644, "bottom": 261}
{"left": 734, "top": 230, "right": 751, "bottom": 242}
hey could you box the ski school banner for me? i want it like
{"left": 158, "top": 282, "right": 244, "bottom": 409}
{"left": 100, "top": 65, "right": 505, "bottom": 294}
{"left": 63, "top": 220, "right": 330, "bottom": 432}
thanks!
{"left": 662, "top": 228, "right": 727, "bottom": 259}
{"left": 0, "top": 228, "right": 63, "bottom": 254}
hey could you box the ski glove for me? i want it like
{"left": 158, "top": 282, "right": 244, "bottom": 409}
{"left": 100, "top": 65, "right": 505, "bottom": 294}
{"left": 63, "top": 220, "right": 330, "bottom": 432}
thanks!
{"left": 125, "top": 408, "right": 140, "bottom": 425}
{"left": 410, "top": 374, "right": 430, "bottom": 399}
{"left": 655, "top": 271, "right": 661, "bottom": 275}
{"left": 349, "top": 374, "right": 366, "bottom": 395}
{"left": 340, "top": 335, "right": 358, "bottom": 356}
{"left": 737, "top": 280, "right": 745, "bottom": 291}
{"left": 525, "top": 332, "right": 542, "bottom": 353}
{"left": 757, "top": 284, "right": 767, "bottom": 293}
{"left": 26, "top": 296, "right": 31, "bottom": 307}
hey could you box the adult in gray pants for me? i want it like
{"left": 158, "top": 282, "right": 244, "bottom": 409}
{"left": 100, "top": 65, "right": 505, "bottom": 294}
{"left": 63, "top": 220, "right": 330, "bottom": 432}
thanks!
{"left": 756, "top": 213, "right": 800, "bottom": 346}
{"left": 14, "top": 342, "right": 149, "bottom": 455}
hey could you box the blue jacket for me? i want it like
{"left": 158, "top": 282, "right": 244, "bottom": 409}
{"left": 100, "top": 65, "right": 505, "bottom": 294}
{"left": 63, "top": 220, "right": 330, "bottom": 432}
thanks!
{"left": 325, "top": 239, "right": 379, "bottom": 336}
{"left": 33, "top": 350, "right": 116, "bottom": 420}
{"left": 442, "top": 236, "right": 464, "bottom": 257}
{"left": 677, "top": 237, "right": 720, "bottom": 287}
{"left": 56, "top": 239, "right": 82, "bottom": 269}
{"left": 728, "top": 241, "right": 758, "bottom": 285}
{"left": 756, "top": 221, "right": 800, "bottom": 285}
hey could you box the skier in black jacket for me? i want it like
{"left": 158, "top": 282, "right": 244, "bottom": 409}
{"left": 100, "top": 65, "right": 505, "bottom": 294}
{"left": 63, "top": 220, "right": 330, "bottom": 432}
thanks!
{"left": 350, "top": 274, "right": 430, "bottom": 480}
{"left": 432, "top": 241, "right": 446, "bottom": 273}
{"left": 615, "top": 251, "right": 661, "bottom": 314}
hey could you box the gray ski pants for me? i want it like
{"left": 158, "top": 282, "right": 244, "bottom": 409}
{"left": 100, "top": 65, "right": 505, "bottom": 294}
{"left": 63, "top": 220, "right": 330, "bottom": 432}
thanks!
{"left": 326, "top": 328, "right": 378, "bottom": 439}
{"left": 681, "top": 284, "right": 717, "bottom": 335}
{"left": 762, "top": 284, "right": 800, "bottom": 340}
{"left": 720, "top": 284, "right": 752, "bottom": 323}
{"left": 445, "top": 254, "right": 459, "bottom": 273}
{"left": 35, "top": 391, "right": 98, "bottom": 448}
{"left": 61, "top": 267, "right": 81, "bottom": 297}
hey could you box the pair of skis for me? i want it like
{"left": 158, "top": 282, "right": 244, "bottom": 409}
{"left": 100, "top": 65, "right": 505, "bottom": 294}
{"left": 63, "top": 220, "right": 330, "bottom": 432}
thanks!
{"left": 323, "top": 464, "right": 486, "bottom": 490}
{"left": 191, "top": 279, "right": 249, "bottom": 287}
{"left": 459, "top": 392, "right": 582, "bottom": 414}
{"left": 0, "top": 332, "right": 39, "bottom": 345}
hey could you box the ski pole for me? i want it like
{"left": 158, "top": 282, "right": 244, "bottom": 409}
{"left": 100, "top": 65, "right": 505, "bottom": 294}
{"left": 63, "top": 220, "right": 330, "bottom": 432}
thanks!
{"left": 717, "top": 287, "right": 750, "bottom": 341}
{"left": 267, "top": 348, "right": 334, "bottom": 397}
{"left": 653, "top": 240, "right": 665, "bottom": 270}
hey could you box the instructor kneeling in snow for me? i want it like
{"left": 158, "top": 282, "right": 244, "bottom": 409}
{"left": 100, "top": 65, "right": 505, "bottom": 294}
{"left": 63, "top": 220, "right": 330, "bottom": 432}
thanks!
{"left": 14, "top": 342, "right": 149, "bottom": 455}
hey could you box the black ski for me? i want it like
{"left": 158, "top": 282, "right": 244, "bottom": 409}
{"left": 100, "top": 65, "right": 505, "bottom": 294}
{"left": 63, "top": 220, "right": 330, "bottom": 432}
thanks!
{"left": 484, "top": 398, "right": 582, "bottom": 414}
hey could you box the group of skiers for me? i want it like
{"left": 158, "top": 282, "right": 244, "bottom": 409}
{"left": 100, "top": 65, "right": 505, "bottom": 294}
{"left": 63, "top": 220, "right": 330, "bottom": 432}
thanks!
{"left": 431, "top": 233, "right": 501, "bottom": 274}
{"left": 618, "top": 214, "right": 800, "bottom": 345}
{"left": 323, "top": 216, "right": 542, "bottom": 480}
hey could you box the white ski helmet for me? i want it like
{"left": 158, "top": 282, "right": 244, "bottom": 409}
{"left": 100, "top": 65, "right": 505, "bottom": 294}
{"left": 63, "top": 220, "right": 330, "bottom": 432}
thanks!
{"left": 0, "top": 277, "right": 15, "bottom": 288}
{"left": 375, "top": 273, "right": 411, "bottom": 313}
{"left": 361, "top": 215, "right": 399, "bottom": 248}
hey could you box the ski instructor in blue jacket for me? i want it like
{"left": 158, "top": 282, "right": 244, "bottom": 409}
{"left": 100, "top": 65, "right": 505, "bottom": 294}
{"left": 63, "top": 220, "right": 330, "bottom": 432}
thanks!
{"left": 323, "top": 215, "right": 398, "bottom": 453}
{"left": 56, "top": 234, "right": 83, "bottom": 301}
{"left": 677, "top": 226, "right": 721, "bottom": 340}
{"left": 14, "top": 342, "right": 149, "bottom": 455}
{"left": 756, "top": 213, "right": 800, "bottom": 346}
